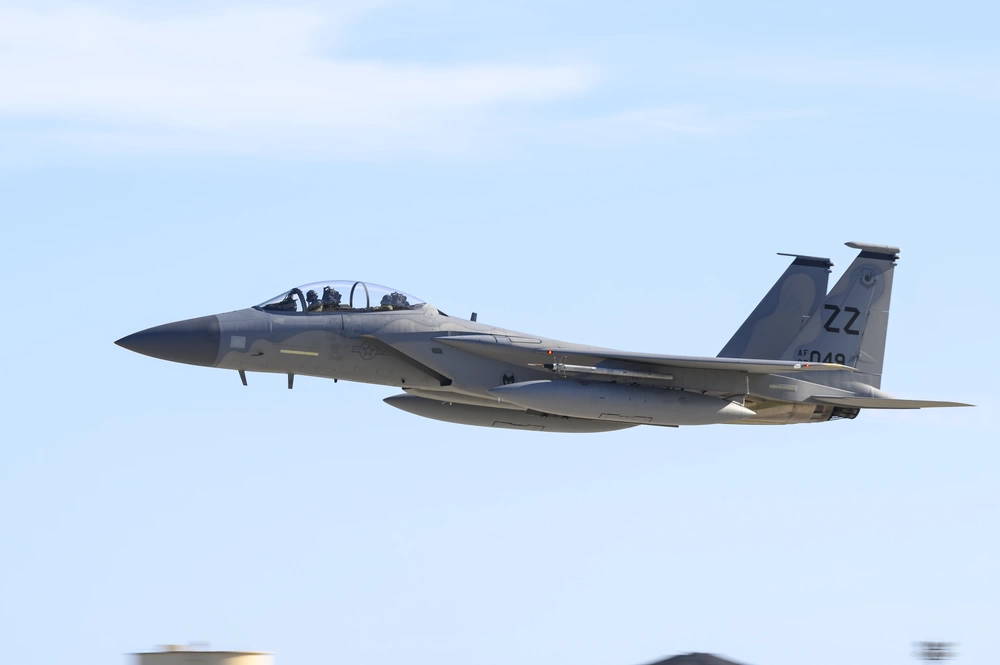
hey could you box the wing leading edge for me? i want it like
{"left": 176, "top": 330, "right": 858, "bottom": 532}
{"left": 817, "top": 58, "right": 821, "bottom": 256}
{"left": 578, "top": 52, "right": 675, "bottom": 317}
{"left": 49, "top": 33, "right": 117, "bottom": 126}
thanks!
{"left": 435, "top": 334, "right": 853, "bottom": 375}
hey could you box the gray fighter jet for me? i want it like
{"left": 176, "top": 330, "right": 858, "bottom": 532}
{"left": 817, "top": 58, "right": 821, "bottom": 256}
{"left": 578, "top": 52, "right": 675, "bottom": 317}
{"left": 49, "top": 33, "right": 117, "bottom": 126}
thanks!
{"left": 116, "top": 242, "right": 970, "bottom": 433}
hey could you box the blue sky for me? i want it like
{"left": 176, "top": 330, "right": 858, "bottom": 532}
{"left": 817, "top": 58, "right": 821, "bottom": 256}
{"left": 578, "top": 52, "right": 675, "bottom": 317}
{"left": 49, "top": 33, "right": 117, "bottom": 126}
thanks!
{"left": 1, "top": 2, "right": 998, "bottom": 665}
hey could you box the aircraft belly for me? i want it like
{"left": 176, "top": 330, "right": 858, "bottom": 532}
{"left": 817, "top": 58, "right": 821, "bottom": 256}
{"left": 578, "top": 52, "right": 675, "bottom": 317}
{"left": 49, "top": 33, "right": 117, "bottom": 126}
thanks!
{"left": 334, "top": 353, "right": 442, "bottom": 388}
{"left": 489, "top": 380, "right": 755, "bottom": 426}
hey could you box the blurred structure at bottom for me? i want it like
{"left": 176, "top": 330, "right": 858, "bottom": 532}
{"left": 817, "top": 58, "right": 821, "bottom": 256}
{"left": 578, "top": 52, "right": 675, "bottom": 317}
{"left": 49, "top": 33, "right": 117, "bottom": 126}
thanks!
{"left": 915, "top": 642, "right": 957, "bottom": 661}
{"left": 641, "top": 653, "right": 747, "bottom": 665}
{"left": 129, "top": 645, "right": 750, "bottom": 665}
{"left": 134, "top": 645, "right": 272, "bottom": 665}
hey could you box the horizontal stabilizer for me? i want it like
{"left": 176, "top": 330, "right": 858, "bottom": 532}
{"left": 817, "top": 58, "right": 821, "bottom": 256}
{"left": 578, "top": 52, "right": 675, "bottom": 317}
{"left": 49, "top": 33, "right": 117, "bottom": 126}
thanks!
{"left": 810, "top": 396, "right": 973, "bottom": 409}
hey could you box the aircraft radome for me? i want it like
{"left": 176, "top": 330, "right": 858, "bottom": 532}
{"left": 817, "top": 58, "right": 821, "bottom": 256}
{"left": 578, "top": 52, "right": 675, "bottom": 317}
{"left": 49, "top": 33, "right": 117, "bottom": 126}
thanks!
{"left": 116, "top": 242, "right": 970, "bottom": 433}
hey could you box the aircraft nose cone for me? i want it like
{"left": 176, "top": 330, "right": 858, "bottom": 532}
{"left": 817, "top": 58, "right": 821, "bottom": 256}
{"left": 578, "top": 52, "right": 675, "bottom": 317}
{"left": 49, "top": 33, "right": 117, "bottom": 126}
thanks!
{"left": 116, "top": 315, "right": 221, "bottom": 367}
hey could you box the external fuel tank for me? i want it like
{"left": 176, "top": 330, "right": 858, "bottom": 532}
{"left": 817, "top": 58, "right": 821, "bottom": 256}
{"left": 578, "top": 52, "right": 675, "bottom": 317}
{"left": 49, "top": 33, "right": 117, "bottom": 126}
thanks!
{"left": 383, "top": 393, "right": 636, "bottom": 433}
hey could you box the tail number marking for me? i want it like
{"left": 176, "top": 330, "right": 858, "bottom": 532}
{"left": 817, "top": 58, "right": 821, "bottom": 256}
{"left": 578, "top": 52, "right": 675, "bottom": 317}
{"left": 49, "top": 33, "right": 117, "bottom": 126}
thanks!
{"left": 823, "top": 305, "right": 862, "bottom": 335}
{"left": 796, "top": 349, "right": 848, "bottom": 364}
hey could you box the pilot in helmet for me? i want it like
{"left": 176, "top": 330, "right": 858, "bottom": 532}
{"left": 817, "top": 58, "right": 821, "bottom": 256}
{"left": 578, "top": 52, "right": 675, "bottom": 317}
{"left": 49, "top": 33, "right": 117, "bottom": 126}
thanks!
{"left": 305, "top": 289, "right": 321, "bottom": 312}
{"left": 382, "top": 291, "right": 409, "bottom": 308}
{"left": 322, "top": 285, "right": 342, "bottom": 310}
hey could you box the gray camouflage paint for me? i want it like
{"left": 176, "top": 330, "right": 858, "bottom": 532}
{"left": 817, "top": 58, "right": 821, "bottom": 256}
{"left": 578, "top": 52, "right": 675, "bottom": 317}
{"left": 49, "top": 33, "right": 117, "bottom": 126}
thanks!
{"left": 116, "top": 242, "right": 970, "bottom": 432}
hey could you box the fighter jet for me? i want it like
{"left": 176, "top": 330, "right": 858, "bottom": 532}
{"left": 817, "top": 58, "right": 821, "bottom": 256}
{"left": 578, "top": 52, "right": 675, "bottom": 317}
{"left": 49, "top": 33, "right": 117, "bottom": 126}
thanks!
{"left": 116, "top": 242, "right": 970, "bottom": 433}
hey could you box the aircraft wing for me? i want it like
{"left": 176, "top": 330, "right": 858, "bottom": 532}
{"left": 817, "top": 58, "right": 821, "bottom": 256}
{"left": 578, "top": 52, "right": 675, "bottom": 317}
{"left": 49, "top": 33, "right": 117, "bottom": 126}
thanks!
{"left": 435, "top": 334, "right": 852, "bottom": 376}
{"left": 809, "top": 396, "right": 973, "bottom": 409}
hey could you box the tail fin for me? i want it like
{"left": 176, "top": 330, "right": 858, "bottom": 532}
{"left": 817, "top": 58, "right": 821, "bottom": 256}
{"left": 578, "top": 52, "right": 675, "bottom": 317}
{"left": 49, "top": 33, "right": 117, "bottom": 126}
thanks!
{"left": 782, "top": 242, "right": 899, "bottom": 388}
{"left": 718, "top": 253, "right": 832, "bottom": 359}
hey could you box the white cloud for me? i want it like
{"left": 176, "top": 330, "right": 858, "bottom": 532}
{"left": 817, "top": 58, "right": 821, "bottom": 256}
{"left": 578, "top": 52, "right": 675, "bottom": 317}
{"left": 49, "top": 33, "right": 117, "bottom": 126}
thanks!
{"left": 574, "top": 106, "right": 722, "bottom": 138}
{"left": 692, "top": 56, "right": 1000, "bottom": 101}
{"left": 560, "top": 105, "right": 821, "bottom": 144}
{"left": 0, "top": 5, "right": 597, "bottom": 156}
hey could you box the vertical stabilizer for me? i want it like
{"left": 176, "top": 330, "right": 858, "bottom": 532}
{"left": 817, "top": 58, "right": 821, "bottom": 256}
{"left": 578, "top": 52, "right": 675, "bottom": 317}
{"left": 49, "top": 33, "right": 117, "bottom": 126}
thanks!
{"left": 781, "top": 242, "right": 899, "bottom": 388}
{"left": 719, "top": 254, "right": 831, "bottom": 359}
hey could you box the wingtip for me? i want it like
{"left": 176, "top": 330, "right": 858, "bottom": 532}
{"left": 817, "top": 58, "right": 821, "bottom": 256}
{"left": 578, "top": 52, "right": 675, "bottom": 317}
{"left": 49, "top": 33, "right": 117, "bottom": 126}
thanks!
{"left": 793, "top": 362, "right": 856, "bottom": 371}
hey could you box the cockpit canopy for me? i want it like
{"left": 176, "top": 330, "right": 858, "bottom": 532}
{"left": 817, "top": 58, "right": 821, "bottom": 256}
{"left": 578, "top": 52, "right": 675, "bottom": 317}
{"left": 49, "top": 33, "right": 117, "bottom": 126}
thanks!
{"left": 256, "top": 281, "right": 426, "bottom": 314}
